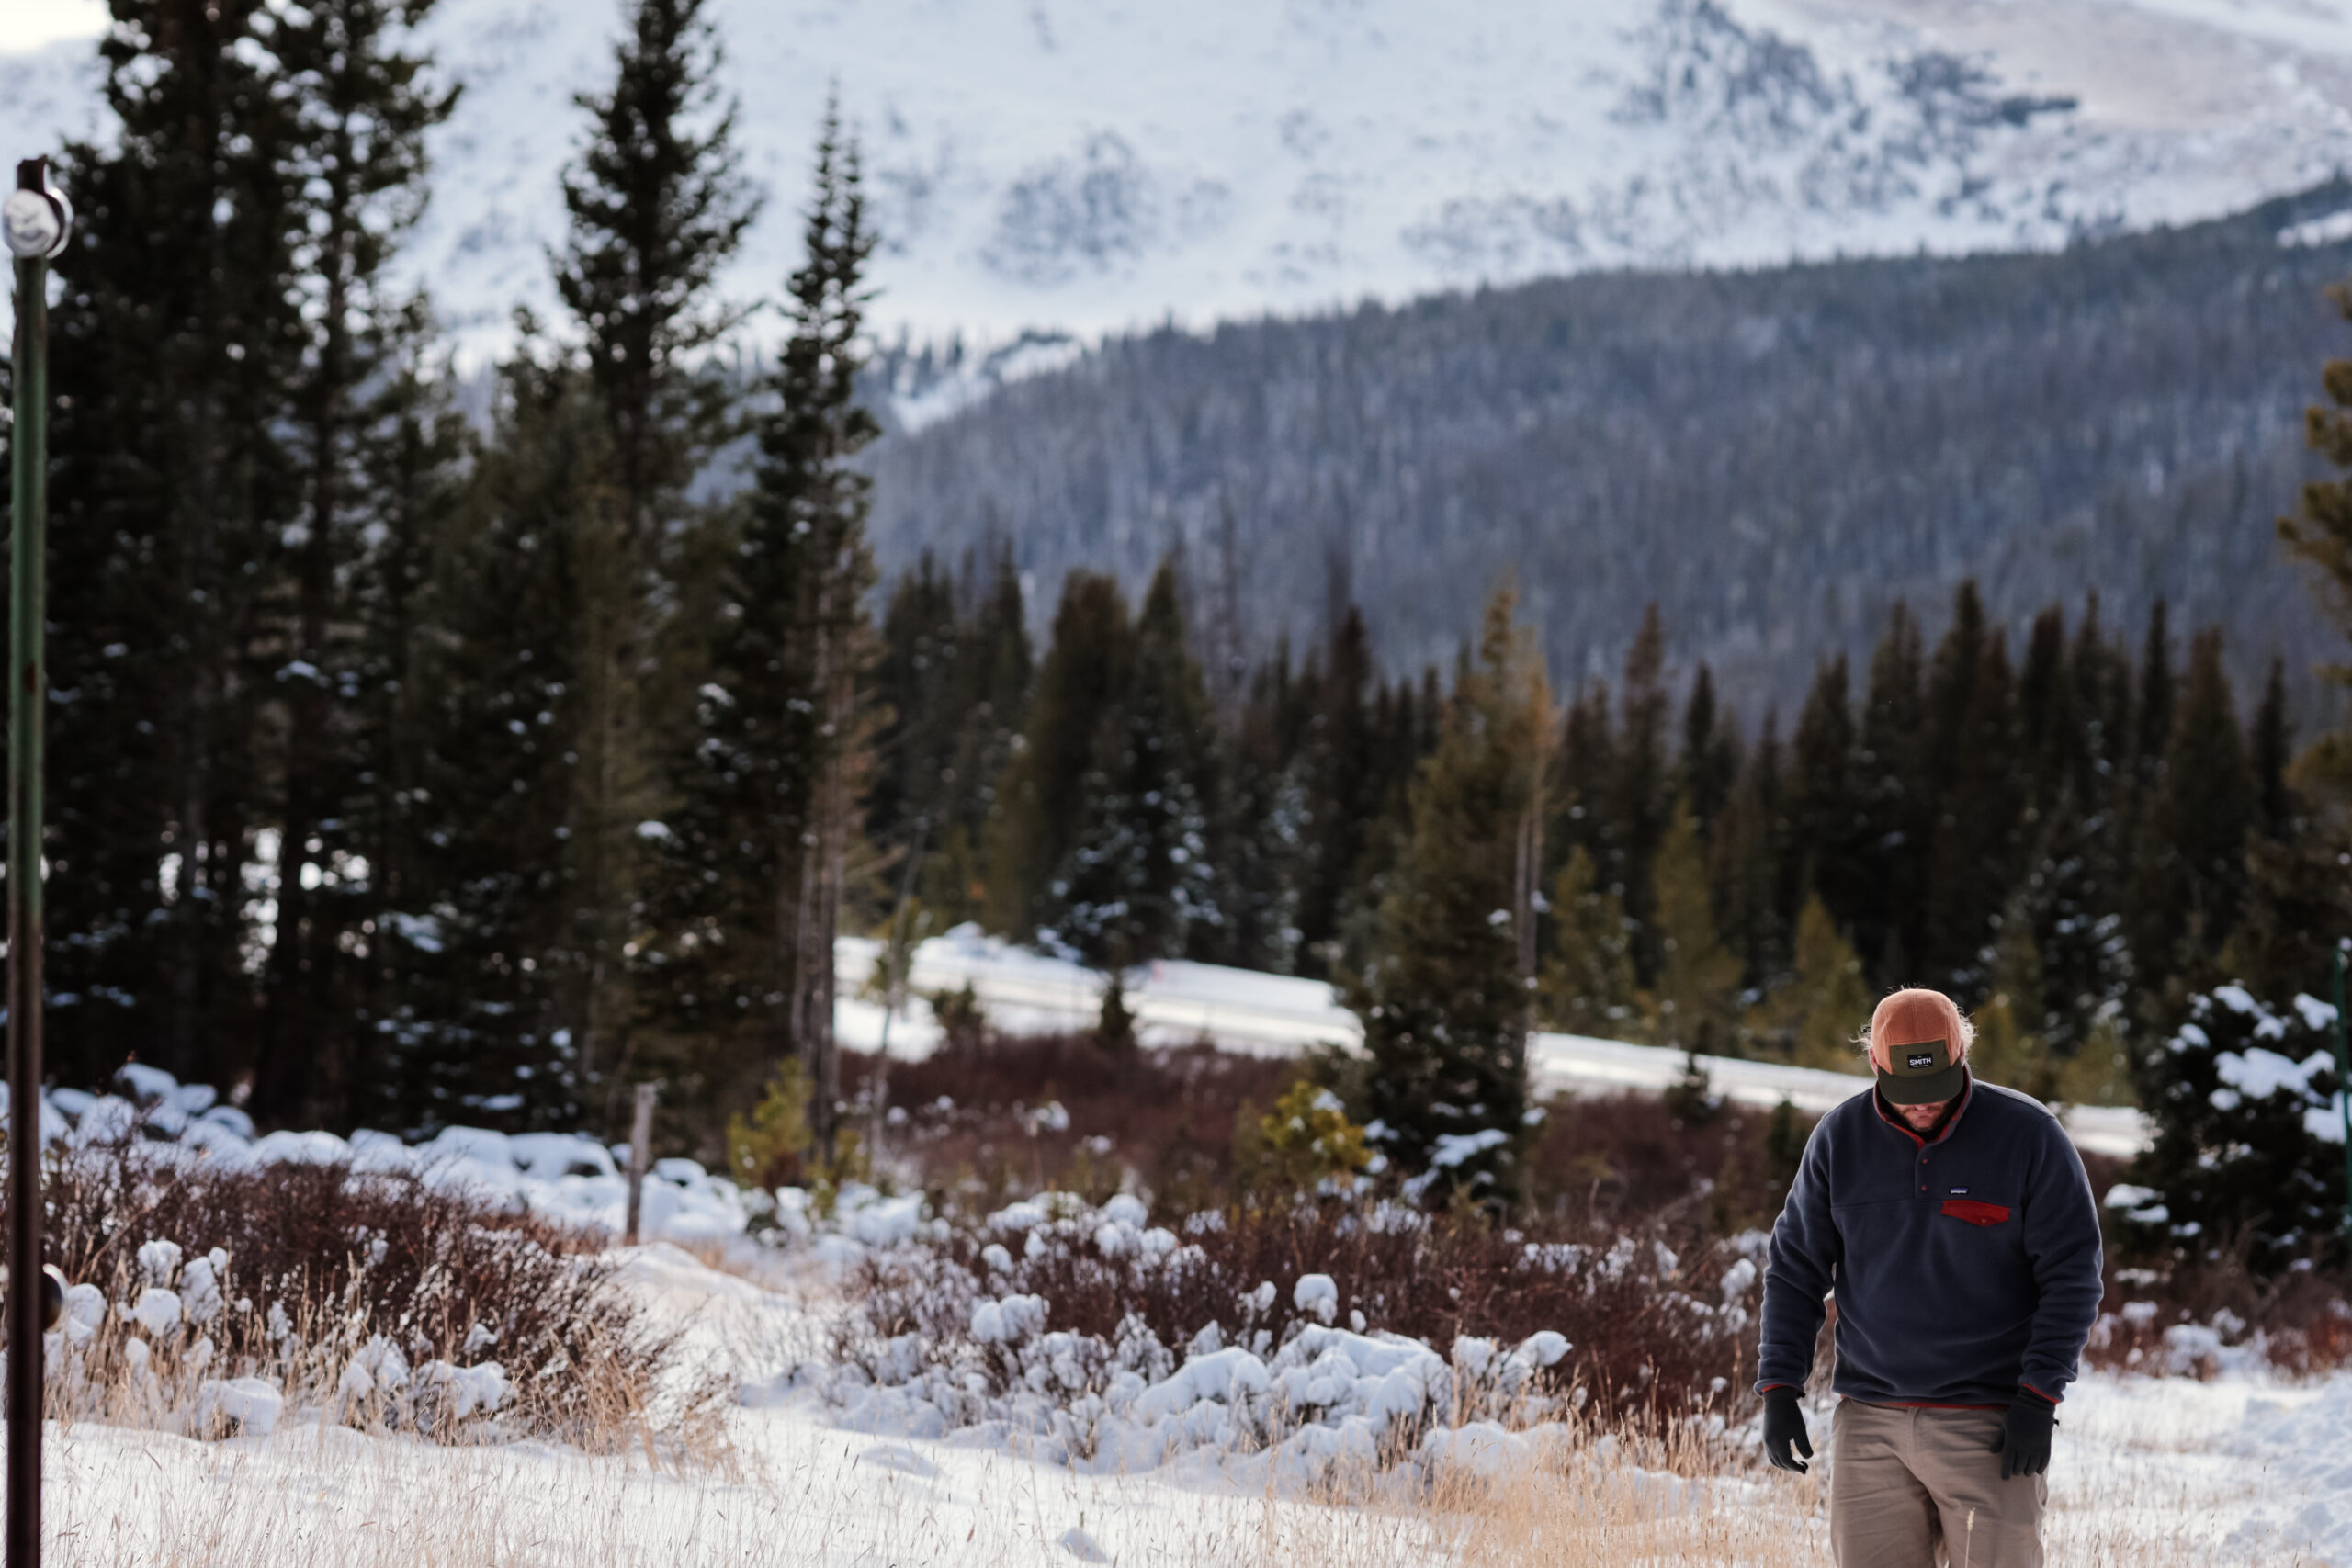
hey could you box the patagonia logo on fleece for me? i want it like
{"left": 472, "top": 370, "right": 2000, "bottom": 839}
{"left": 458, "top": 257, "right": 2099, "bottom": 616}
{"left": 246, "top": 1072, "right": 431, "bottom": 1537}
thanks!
{"left": 1950, "top": 1187, "right": 1969, "bottom": 1195}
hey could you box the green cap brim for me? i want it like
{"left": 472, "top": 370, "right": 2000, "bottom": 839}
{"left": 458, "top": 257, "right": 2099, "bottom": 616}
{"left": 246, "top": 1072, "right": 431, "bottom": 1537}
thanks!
{"left": 1876, "top": 1061, "right": 1966, "bottom": 1105}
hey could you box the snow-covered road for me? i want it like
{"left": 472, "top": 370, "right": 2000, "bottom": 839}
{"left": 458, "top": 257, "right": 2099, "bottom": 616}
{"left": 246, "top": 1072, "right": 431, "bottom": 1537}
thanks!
{"left": 834, "top": 929, "right": 2155, "bottom": 1157}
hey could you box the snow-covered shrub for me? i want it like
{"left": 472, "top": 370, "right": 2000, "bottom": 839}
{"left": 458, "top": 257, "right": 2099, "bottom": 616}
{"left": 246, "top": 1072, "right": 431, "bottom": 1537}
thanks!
{"left": 808, "top": 1189, "right": 1763, "bottom": 1472}
{"left": 2129, "top": 984, "right": 2347, "bottom": 1269}
{"left": 29, "top": 1140, "right": 705, "bottom": 1449}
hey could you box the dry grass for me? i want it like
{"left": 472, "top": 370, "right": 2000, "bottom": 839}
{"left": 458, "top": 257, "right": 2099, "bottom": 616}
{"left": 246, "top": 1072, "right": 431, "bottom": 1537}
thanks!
{"left": 23, "top": 1143, "right": 727, "bottom": 1459}
{"left": 30, "top": 1387, "right": 2331, "bottom": 1567}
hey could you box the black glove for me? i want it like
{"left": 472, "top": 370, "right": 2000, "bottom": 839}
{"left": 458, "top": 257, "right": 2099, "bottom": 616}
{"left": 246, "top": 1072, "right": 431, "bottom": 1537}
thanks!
{"left": 1993, "top": 1391, "right": 2056, "bottom": 1479}
{"left": 1761, "top": 1387, "right": 1813, "bottom": 1474}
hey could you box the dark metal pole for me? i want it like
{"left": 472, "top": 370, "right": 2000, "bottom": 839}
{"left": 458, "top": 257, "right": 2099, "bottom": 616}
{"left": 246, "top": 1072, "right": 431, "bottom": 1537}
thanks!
{"left": 2333, "top": 947, "right": 2351, "bottom": 1235}
{"left": 6, "top": 155, "right": 58, "bottom": 1568}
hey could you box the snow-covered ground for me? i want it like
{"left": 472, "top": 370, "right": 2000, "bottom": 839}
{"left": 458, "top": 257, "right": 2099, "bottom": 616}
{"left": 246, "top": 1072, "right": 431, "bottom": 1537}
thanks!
{"left": 837, "top": 925, "right": 2155, "bottom": 1157}
{"left": 6, "top": 0, "right": 2349, "bottom": 369}
{"left": 30, "top": 1235, "right": 2352, "bottom": 1566}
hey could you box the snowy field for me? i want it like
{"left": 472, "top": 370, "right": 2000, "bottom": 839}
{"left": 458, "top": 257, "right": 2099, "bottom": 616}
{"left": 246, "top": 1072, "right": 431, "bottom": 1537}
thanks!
{"left": 30, "top": 1237, "right": 2352, "bottom": 1567}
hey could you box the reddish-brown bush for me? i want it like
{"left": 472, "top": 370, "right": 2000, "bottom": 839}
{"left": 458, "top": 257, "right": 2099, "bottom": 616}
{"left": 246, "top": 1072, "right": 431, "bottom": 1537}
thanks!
{"left": 17, "top": 1144, "right": 689, "bottom": 1446}
{"left": 851, "top": 1196, "right": 1761, "bottom": 1427}
{"left": 864, "top": 1032, "right": 1298, "bottom": 1211}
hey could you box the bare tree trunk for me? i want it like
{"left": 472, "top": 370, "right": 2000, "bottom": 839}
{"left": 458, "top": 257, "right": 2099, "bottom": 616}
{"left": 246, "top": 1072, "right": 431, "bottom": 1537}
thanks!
{"left": 790, "top": 573, "right": 838, "bottom": 1156}
{"left": 262, "top": 159, "right": 352, "bottom": 1126}
{"left": 1512, "top": 720, "right": 1549, "bottom": 1086}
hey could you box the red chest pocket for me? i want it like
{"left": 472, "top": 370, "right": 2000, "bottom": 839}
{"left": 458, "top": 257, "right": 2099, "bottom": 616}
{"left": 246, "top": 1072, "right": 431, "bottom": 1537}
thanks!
{"left": 1941, "top": 1199, "right": 2011, "bottom": 1226}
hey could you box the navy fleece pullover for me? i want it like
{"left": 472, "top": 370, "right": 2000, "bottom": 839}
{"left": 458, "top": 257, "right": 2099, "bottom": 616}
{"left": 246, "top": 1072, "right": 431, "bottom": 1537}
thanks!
{"left": 1754, "top": 1072, "right": 2105, "bottom": 1407}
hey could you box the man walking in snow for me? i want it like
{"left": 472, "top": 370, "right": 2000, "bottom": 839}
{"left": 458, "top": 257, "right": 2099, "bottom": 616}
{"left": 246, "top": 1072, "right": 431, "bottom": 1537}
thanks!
{"left": 1754, "top": 987, "right": 2104, "bottom": 1568}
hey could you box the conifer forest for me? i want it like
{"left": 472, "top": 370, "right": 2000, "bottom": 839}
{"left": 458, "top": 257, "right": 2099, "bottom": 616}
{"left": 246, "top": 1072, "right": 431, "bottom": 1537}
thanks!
{"left": 6, "top": 0, "right": 2352, "bottom": 1234}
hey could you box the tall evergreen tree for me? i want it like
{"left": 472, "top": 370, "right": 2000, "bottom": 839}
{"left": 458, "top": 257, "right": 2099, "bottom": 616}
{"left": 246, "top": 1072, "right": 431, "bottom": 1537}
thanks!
{"left": 1644, "top": 802, "right": 1742, "bottom": 1054}
{"left": 1295, "top": 606, "right": 1381, "bottom": 976}
{"left": 2132, "top": 630, "right": 2255, "bottom": 1005}
{"left": 984, "top": 573, "right": 1136, "bottom": 938}
{"left": 1351, "top": 588, "right": 1549, "bottom": 1195}
{"left": 1680, "top": 664, "right": 1739, "bottom": 839}
{"left": 1791, "top": 654, "right": 1866, "bottom": 943}
{"left": 1924, "top": 582, "right": 2023, "bottom": 995}
{"left": 549, "top": 0, "right": 758, "bottom": 1104}
{"left": 1541, "top": 846, "right": 1636, "bottom": 1037}
{"left": 922, "top": 551, "right": 1031, "bottom": 926}
{"left": 2250, "top": 658, "right": 2293, "bottom": 842}
{"left": 252, "top": 0, "right": 457, "bottom": 1126}
{"left": 2239, "top": 277, "right": 2352, "bottom": 1013}
{"left": 869, "top": 553, "right": 963, "bottom": 852}
{"left": 395, "top": 336, "right": 614, "bottom": 1133}
{"left": 1049, "top": 561, "right": 1221, "bottom": 966}
{"left": 1766, "top": 894, "right": 1873, "bottom": 1072}
{"left": 44, "top": 0, "right": 310, "bottom": 1090}
{"left": 2130, "top": 600, "right": 2176, "bottom": 811}
{"left": 555, "top": 0, "right": 757, "bottom": 547}
{"left": 1854, "top": 602, "right": 1929, "bottom": 980}
{"left": 1611, "top": 605, "right": 1672, "bottom": 984}
{"left": 650, "top": 109, "right": 876, "bottom": 1151}
{"left": 1710, "top": 712, "right": 1794, "bottom": 992}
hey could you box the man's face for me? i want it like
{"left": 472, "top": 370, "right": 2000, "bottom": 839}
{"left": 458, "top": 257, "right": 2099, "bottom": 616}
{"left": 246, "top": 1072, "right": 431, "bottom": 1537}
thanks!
{"left": 1892, "top": 1095, "right": 1954, "bottom": 1134}
{"left": 1873, "top": 1039, "right": 1962, "bottom": 1132}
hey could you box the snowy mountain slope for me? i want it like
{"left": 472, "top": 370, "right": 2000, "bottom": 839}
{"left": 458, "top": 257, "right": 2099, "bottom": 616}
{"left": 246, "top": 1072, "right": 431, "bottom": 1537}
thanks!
{"left": 6, "top": 0, "right": 2350, "bottom": 364}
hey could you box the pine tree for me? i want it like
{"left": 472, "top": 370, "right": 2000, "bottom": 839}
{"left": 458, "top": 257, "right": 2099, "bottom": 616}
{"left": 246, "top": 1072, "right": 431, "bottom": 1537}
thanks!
{"left": 1351, "top": 588, "right": 1549, "bottom": 1194}
{"left": 252, "top": 0, "right": 457, "bottom": 1126}
{"left": 555, "top": 0, "right": 757, "bottom": 547}
{"left": 1680, "top": 664, "right": 1739, "bottom": 838}
{"left": 2237, "top": 278, "right": 2352, "bottom": 1021}
{"left": 1709, "top": 712, "right": 1795, "bottom": 991}
{"left": 1540, "top": 846, "right": 1636, "bottom": 1038}
{"left": 550, "top": 0, "right": 759, "bottom": 1108}
{"left": 394, "top": 336, "right": 613, "bottom": 1133}
{"left": 1854, "top": 602, "right": 1929, "bottom": 982}
{"left": 1770, "top": 895, "right": 1872, "bottom": 1072}
{"left": 1612, "top": 605, "right": 1673, "bottom": 984}
{"left": 1555, "top": 680, "right": 1618, "bottom": 873}
{"left": 2132, "top": 600, "right": 2177, "bottom": 802}
{"left": 336, "top": 334, "right": 475, "bottom": 1131}
{"left": 869, "top": 554, "right": 963, "bottom": 857}
{"left": 1972, "top": 899, "right": 2057, "bottom": 1100}
{"left": 1791, "top": 654, "right": 1866, "bottom": 946}
{"left": 1216, "top": 653, "right": 1310, "bottom": 974}
{"left": 1296, "top": 605, "right": 1380, "bottom": 975}
{"left": 2131, "top": 629, "right": 2254, "bottom": 1009}
{"left": 2250, "top": 658, "right": 2293, "bottom": 842}
{"left": 1049, "top": 560, "right": 1221, "bottom": 966}
{"left": 983, "top": 572, "right": 1135, "bottom": 938}
{"left": 2280, "top": 278, "right": 2352, "bottom": 625}
{"left": 2015, "top": 605, "right": 2074, "bottom": 814}
{"left": 922, "top": 550, "right": 1031, "bottom": 926}
{"left": 2022, "top": 596, "right": 2135, "bottom": 1055}
{"left": 653, "top": 107, "right": 876, "bottom": 1153}
{"left": 1644, "top": 802, "right": 1743, "bottom": 1053}
{"left": 1921, "top": 581, "right": 2022, "bottom": 994}
{"left": 2129, "top": 984, "right": 2346, "bottom": 1271}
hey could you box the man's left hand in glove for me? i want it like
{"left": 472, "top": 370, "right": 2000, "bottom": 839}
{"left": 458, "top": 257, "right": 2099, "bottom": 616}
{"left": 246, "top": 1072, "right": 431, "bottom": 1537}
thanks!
{"left": 1991, "top": 1389, "right": 2056, "bottom": 1480}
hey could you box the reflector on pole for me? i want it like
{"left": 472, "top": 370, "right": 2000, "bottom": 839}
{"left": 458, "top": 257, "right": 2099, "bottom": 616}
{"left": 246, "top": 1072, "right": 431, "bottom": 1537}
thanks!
{"left": 6, "top": 152, "right": 68, "bottom": 1568}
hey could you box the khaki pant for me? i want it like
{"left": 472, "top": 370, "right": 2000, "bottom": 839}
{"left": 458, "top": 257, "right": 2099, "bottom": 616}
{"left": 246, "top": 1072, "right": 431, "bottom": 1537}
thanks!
{"left": 1829, "top": 1400, "right": 2046, "bottom": 1568}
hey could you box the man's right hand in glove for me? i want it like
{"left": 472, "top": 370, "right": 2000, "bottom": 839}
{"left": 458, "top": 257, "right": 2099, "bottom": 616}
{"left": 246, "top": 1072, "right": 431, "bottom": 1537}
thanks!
{"left": 1762, "top": 1387, "right": 1813, "bottom": 1474}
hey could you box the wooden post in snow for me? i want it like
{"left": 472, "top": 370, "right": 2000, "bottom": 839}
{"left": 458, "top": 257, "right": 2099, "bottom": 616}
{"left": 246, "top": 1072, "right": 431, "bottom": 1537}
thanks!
{"left": 623, "top": 1082, "right": 657, "bottom": 1246}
